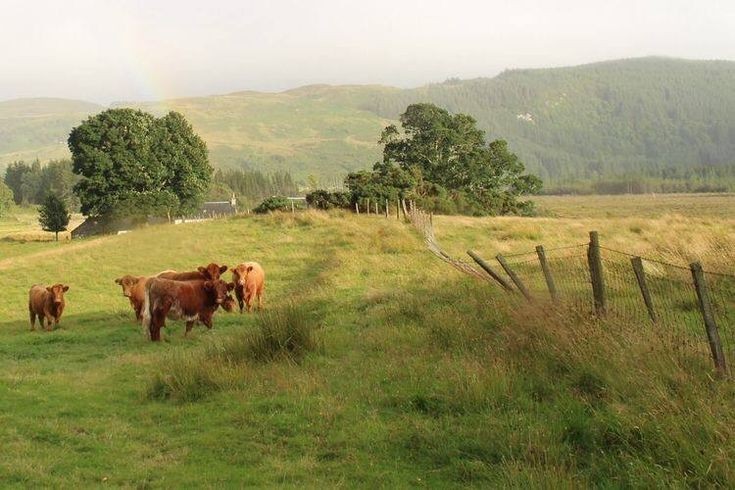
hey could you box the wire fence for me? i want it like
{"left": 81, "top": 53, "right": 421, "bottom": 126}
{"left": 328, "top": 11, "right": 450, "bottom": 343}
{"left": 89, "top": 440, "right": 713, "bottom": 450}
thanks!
{"left": 406, "top": 206, "right": 735, "bottom": 377}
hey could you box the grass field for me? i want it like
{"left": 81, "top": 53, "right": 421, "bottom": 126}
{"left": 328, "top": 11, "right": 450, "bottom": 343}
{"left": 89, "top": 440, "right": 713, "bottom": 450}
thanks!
{"left": 1, "top": 195, "right": 735, "bottom": 486}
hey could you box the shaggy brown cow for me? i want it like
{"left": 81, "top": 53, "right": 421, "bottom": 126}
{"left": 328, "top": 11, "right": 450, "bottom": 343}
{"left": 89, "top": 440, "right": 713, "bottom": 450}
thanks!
{"left": 231, "top": 262, "right": 265, "bottom": 313}
{"left": 29, "top": 284, "right": 69, "bottom": 331}
{"left": 114, "top": 275, "right": 149, "bottom": 321}
{"left": 142, "top": 277, "right": 234, "bottom": 341}
{"left": 156, "top": 263, "right": 228, "bottom": 281}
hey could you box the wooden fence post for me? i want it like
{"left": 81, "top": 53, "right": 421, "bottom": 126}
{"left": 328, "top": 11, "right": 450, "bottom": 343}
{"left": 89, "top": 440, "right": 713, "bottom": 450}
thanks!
{"left": 690, "top": 261, "right": 727, "bottom": 375}
{"left": 587, "top": 231, "right": 606, "bottom": 314}
{"left": 535, "top": 245, "right": 557, "bottom": 302}
{"left": 366, "top": 198, "right": 370, "bottom": 215}
{"left": 385, "top": 199, "right": 389, "bottom": 218}
{"left": 291, "top": 201, "right": 295, "bottom": 214}
{"left": 467, "top": 250, "right": 514, "bottom": 291}
{"left": 496, "top": 254, "right": 532, "bottom": 301}
{"left": 355, "top": 202, "right": 359, "bottom": 215}
{"left": 631, "top": 256, "right": 657, "bottom": 323}
{"left": 396, "top": 199, "right": 400, "bottom": 220}
{"left": 375, "top": 201, "right": 378, "bottom": 215}
{"left": 401, "top": 199, "right": 409, "bottom": 219}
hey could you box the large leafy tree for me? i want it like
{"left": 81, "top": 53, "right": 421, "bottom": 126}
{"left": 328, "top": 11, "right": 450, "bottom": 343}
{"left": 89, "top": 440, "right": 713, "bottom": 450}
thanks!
{"left": 375, "top": 103, "right": 542, "bottom": 215}
{"left": 68, "top": 109, "right": 211, "bottom": 220}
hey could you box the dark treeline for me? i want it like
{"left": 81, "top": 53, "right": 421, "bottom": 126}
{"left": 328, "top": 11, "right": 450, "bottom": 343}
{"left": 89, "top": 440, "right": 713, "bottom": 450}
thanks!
{"left": 3, "top": 160, "right": 300, "bottom": 214}
{"left": 207, "top": 168, "right": 298, "bottom": 209}
{"left": 3, "top": 160, "right": 80, "bottom": 210}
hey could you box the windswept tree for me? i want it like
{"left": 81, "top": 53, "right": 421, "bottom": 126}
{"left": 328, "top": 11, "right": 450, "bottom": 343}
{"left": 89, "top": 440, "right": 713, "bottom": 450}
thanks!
{"left": 38, "top": 194, "right": 70, "bottom": 241}
{"left": 68, "top": 108, "right": 212, "bottom": 221}
{"left": 368, "top": 103, "right": 542, "bottom": 215}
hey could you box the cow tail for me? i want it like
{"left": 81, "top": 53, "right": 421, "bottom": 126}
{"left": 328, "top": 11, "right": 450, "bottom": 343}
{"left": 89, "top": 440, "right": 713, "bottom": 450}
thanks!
{"left": 141, "top": 280, "right": 153, "bottom": 338}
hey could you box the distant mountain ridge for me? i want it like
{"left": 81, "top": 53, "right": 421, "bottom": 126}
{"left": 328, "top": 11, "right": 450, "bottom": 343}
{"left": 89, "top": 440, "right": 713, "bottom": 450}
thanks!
{"left": 2, "top": 57, "right": 734, "bottom": 185}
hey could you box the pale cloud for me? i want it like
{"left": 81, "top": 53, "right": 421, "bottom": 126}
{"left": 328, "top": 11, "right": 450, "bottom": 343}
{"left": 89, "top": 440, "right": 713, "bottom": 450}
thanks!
{"left": 1, "top": 0, "right": 733, "bottom": 103}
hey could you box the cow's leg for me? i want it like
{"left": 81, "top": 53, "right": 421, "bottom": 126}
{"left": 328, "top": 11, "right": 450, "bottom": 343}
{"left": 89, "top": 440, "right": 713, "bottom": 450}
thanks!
{"left": 202, "top": 313, "right": 213, "bottom": 330}
{"left": 150, "top": 301, "right": 171, "bottom": 342}
{"left": 43, "top": 308, "right": 54, "bottom": 331}
{"left": 236, "top": 287, "right": 244, "bottom": 313}
{"left": 185, "top": 321, "right": 195, "bottom": 336}
{"left": 245, "top": 290, "right": 254, "bottom": 313}
{"left": 29, "top": 308, "right": 36, "bottom": 331}
{"left": 257, "top": 287, "right": 264, "bottom": 311}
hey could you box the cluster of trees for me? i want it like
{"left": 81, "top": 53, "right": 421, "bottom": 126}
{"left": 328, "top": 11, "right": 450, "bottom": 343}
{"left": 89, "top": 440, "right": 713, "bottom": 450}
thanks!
{"left": 3, "top": 160, "right": 79, "bottom": 209}
{"left": 308, "top": 103, "right": 541, "bottom": 216}
{"left": 68, "top": 108, "right": 212, "bottom": 222}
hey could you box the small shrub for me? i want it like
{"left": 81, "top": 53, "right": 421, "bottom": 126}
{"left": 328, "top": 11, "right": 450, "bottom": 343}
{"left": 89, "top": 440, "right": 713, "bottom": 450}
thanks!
{"left": 305, "top": 189, "right": 351, "bottom": 210}
{"left": 254, "top": 196, "right": 291, "bottom": 214}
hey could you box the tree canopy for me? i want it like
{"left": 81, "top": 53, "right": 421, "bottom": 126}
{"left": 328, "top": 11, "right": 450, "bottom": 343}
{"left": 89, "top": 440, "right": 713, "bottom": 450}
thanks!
{"left": 346, "top": 103, "right": 541, "bottom": 215}
{"left": 68, "top": 109, "right": 212, "bottom": 220}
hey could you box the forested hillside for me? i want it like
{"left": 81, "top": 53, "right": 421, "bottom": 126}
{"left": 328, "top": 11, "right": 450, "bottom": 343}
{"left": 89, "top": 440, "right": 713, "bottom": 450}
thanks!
{"left": 362, "top": 57, "right": 735, "bottom": 188}
{"left": 2, "top": 57, "right": 735, "bottom": 190}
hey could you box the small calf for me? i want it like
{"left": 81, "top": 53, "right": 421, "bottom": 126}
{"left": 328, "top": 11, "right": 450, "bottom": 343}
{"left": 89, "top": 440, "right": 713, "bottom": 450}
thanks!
{"left": 231, "top": 262, "right": 265, "bottom": 313}
{"left": 29, "top": 284, "right": 69, "bottom": 331}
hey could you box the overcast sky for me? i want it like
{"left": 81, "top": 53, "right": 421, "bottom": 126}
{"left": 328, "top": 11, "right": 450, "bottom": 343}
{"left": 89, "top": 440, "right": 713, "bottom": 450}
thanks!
{"left": 1, "top": 0, "right": 734, "bottom": 103}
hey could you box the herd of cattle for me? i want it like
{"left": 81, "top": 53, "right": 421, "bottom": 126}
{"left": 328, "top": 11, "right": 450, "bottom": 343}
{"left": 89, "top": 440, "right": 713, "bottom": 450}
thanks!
{"left": 28, "top": 262, "right": 266, "bottom": 341}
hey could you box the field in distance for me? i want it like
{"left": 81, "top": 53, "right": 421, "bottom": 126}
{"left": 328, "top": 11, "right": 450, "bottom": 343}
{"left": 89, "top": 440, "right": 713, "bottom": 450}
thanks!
{"left": 0, "top": 194, "right": 734, "bottom": 486}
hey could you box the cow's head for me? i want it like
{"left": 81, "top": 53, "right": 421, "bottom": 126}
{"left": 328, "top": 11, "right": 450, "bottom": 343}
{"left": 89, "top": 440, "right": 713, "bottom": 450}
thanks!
{"left": 46, "top": 284, "right": 69, "bottom": 304}
{"left": 204, "top": 279, "right": 236, "bottom": 305}
{"left": 114, "top": 275, "right": 141, "bottom": 297}
{"left": 198, "top": 263, "right": 228, "bottom": 280}
{"left": 231, "top": 263, "right": 254, "bottom": 287}
{"left": 222, "top": 294, "right": 237, "bottom": 313}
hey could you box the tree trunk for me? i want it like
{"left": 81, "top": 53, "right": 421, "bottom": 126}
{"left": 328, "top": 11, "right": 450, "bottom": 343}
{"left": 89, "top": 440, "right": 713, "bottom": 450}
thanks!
{"left": 55, "top": 231, "right": 59, "bottom": 241}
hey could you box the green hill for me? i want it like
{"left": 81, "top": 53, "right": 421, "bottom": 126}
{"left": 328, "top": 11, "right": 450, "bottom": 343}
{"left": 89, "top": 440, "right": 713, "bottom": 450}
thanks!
{"left": 0, "top": 98, "right": 103, "bottom": 164}
{"left": 3, "top": 57, "right": 735, "bottom": 186}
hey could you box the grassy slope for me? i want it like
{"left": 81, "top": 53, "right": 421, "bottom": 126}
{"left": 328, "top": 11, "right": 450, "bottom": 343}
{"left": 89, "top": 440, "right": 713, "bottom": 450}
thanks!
{"left": 0, "top": 98, "right": 103, "bottom": 165}
{"left": 4, "top": 58, "right": 735, "bottom": 183}
{"left": 1, "top": 195, "right": 735, "bottom": 486}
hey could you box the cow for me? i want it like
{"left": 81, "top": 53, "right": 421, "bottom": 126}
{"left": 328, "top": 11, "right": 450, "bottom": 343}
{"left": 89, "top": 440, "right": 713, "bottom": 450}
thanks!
{"left": 231, "top": 262, "right": 265, "bottom": 313}
{"left": 114, "top": 275, "right": 149, "bottom": 321}
{"left": 29, "top": 284, "right": 69, "bottom": 331}
{"left": 142, "top": 277, "right": 235, "bottom": 341}
{"left": 156, "top": 263, "right": 228, "bottom": 281}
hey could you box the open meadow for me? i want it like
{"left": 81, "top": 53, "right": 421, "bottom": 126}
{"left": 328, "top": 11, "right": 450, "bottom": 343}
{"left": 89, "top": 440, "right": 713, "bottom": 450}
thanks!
{"left": 1, "top": 194, "right": 735, "bottom": 487}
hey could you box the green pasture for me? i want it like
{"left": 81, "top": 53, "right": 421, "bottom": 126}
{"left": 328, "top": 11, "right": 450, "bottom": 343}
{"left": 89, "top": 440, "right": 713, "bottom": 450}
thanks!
{"left": 1, "top": 203, "right": 735, "bottom": 487}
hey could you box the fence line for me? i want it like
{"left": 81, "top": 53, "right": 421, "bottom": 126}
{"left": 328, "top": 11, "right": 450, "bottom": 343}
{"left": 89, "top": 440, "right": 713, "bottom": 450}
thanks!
{"left": 405, "top": 206, "right": 735, "bottom": 377}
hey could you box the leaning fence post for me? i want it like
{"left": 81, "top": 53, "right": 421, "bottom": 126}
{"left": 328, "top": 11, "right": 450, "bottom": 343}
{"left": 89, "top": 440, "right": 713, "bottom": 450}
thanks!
{"left": 690, "top": 261, "right": 727, "bottom": 375}
{"left": 355, "top": 202, "right": 359, "bottom": 215}
{"left": 631, "top": 257, "right": 657, "bottom": 323}
{"left": 467, "top": 250, "right": 514, "bottom": 291}
{"left": 536, "top": 245, "right": 557, "bottom": 302}
{"left": 496, "top": 254, "right": 532, "bottom": 301}
{"left": 587, "top": 231, "right": 606, "bottom": 314}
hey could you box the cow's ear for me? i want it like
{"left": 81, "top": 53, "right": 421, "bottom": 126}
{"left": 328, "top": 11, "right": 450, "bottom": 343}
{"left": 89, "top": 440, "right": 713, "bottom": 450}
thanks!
{"left": 219, "top": 265, "right": 228, "bottom": 274}
{"left": 227, "top": 282, "right": 235, "bottom": 291}
{"left": 63, "top": 285, "right": 69, "bottom": 292}
{"left": 46, "top": 286, "right": 53, "bottom": 292}
{"left": 246, "top": 265, "right": 253, "bottom": 272}
{"left": 198, "top": 266, "right": 207, "bottom": 274}
{"left": 115, "top": 278, "right": 122, "bottom": 285}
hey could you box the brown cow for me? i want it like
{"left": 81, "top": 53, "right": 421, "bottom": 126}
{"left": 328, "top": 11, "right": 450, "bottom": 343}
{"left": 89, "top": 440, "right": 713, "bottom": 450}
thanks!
{"left": 142, "top": 277, "right": 234, "bottom": 341}
{"left": 114, "top": 275, "right": 149, "bottom": 321}
{"left": 29, "top": 284, "right": 69, "bottom": 331}
{"left": 156, "top": 263, "right": 228, "bottom": 281}
{"left": 231, "top": 262, "right": 265, "bottom": 313}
